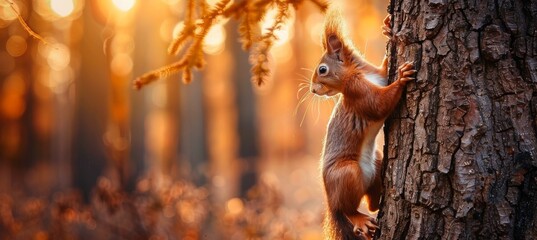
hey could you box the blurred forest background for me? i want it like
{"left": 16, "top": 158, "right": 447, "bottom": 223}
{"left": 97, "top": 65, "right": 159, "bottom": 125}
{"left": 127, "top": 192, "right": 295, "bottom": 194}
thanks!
{"left": 0, "top": 0, "right": 387, "bottom": 239}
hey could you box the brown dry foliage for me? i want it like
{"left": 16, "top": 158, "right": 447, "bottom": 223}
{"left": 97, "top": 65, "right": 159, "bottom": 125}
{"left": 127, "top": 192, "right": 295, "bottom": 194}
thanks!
{"left": 0, "top": 174, "right": 321, "bottom": 239}
{"left": 133, "top": 0, "right": 328, "bottom": 89}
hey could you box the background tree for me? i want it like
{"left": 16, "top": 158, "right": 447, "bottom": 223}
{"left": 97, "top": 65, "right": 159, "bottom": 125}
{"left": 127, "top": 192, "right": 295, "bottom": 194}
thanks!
{"left": 379, "top": 0, "right": 537, "bottom": 239}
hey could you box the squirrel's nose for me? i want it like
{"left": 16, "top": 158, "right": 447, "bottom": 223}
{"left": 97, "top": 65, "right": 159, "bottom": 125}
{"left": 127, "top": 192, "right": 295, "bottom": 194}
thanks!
{"left": 311, "top": 88, "right": 316, "bottom": 94}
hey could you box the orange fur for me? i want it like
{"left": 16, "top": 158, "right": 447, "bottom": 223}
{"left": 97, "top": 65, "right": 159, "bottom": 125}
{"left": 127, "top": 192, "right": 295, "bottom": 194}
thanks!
{"left": 311, "top": 10, "right": 416, "bottom": 240}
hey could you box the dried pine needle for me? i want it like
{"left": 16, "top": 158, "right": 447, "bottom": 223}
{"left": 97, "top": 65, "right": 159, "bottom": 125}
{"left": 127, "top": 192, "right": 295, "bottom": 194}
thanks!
{"left": 134, "top": 0, "right": 329, "bottom": 90}
{"left": 5, "top": 0, "right": 49, "bottom": 45}
{"left": 133, "top": 60, "right": 188, "bottom": 90}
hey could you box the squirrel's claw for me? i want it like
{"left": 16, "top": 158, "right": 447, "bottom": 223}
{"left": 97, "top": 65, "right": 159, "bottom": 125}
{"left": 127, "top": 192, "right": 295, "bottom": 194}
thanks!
{"left": 382, "top": 15, "right": 393, "bottom": 38}
{"left": 351, "top": 215, "right": 378, "bottom": 240}
{"left": 397, "top": 61, "right": 417, "bottom": 83}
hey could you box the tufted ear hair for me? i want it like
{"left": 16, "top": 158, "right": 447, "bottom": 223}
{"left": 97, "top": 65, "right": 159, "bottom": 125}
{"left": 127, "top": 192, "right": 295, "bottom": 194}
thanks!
{"left": 322, "top": 9, "right": 353, "bottom": 61}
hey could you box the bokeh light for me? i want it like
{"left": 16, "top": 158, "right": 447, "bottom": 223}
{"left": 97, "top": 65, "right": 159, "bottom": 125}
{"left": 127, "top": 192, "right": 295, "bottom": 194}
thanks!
{"left": 6, "top": 35, "right": 27, "bottom": 57}
{"left": 172, "top": 21, "right": 184, "bottom": 38}
{"left": 261, "top": 8, "right": 295, "bottom": 46}
{"left": 226, "top": 198, "right": 244, "bottom": 215}
{"left": 0, "top": 2, "right": 18, "bottom": 21}
{"left": 50, "top": 0, "right": 74, "bottom": 17}
{"left": 110, "top": 53, "right": 133, "bottom": 76}
{"left": 203, "top": 24, "right": 226, "bottom": 55}
{"left": 272, "top": 41, "right": 293, "bottom": 63}
{"left": 46, "top": 43, "right": 71, "bottom": 71}
{"left": 112, "top": 0, "right": 136, "bottom": 12}
{"left": 46, "top": 67, "right": 74, "bottom": 93}
{"left": 110, "top": 33, "right": 135, "bottom": 55}
{"left": 34, "top": 0, "right": 83, "bottom": 21}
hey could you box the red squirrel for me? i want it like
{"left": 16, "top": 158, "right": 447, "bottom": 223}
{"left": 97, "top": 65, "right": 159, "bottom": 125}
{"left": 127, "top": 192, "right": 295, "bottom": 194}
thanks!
{"left": 310, "top": 10, "right": 416, "bottom": 240}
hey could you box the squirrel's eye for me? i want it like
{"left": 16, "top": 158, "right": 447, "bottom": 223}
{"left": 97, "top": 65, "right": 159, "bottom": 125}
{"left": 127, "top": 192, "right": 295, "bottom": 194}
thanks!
{"left": 318, "top": 64, "right": 329, "bottom": 76}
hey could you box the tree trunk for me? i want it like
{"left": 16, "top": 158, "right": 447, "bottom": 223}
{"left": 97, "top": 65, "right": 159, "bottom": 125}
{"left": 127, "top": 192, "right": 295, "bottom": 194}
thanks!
{"left": 228, "top": 22, "right": 260, "bottom": 197}
{"left": 379, "top": 0, "right": 537, "bottom": 239}
{"left": 73, "top": 6, "right": 108, "bottom": 201}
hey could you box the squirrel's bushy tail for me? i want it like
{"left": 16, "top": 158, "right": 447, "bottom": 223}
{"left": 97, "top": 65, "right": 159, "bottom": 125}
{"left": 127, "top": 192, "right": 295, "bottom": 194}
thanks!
{"left": 324, "top": 209, "right": 357, "bottom": 240}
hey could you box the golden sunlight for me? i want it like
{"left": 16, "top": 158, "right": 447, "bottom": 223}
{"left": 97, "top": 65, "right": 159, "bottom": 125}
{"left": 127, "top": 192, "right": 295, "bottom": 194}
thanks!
{"left": 46, "top": 43, "right": 70, "bottom": 71}
{"left": 226, "top": 198, "right": 244, "bottom": 215}
{"left": 306, "top": 12, "right": 323, "bottom": 46}
{"left": 0, "top": 2, "right": 18, "bottom": 21}
{"left": 50, "top": 0, "right": 74, "bottom": 17}
{"left": 203, "top": 24, "right": 226, "bottom": 55}
{"left": 358, "top": 6, "right": 382, "bottom": 41}
{"left": 261, "top": 8, "right": 294, "bottom": 46}
{"left": 6, "top": 35, "right": 27, "bottom": 57}
{"left": 172, "top": 21, "right": 184, "bottom": 39}
{"left": 112, "top": 0, "right": 136, "bottom": 12}
{"left": 110, "top": 53, "right": 133, "bottom": 76}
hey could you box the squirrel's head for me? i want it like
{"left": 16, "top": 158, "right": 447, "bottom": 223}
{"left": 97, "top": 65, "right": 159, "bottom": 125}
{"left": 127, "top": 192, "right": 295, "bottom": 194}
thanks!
{"left": 310, "top": 10, "right": 357, "bottom": 96}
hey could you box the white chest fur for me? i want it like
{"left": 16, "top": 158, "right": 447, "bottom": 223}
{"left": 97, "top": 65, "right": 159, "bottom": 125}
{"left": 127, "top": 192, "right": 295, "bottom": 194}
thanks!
{"left": 364, "top": 73, "right": 387, "bottom": 87}
{"left": 359, "top": 121, "right": 383, "bottom": 186}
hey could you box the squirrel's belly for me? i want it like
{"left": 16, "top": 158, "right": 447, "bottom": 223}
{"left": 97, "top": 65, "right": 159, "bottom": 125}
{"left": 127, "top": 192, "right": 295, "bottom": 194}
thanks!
{"left": 358, "top": 120, "right": 384, "bottom": 186}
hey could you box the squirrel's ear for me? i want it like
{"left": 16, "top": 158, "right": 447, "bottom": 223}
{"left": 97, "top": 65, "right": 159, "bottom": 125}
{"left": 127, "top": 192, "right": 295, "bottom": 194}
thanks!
{"left": 322, "top": 9, "right": 350, "bottom": 60}
{"left": 327, "top": 34, "right": 343, "bottom": 55}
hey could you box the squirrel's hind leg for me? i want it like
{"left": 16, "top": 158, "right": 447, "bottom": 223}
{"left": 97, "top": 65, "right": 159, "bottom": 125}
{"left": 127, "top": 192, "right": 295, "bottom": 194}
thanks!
{"left": 324, "top": 160, "right": 377, "bottom": 239}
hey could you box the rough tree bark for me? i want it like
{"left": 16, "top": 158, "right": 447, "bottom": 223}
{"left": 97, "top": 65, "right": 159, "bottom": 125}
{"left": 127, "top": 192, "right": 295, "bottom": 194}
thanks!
{"left": 379, "top": 0, "right": 537, "bottom": 239}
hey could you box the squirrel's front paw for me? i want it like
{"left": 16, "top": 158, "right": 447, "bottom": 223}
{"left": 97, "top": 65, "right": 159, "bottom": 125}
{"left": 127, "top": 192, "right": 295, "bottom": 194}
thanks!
{"left": 349, "top": 214, "right": 378, "bottom": 240}
{"left": 382, "top": 15, "right": 392, "bottom": 38}
{"left": 397, "top": 61, "right": 417, "bottom": 83}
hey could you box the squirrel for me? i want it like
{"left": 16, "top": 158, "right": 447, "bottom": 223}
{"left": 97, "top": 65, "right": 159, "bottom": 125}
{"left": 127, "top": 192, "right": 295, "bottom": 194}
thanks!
{"left": 310, "top": 10, "right": 416, "bottom": 240}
